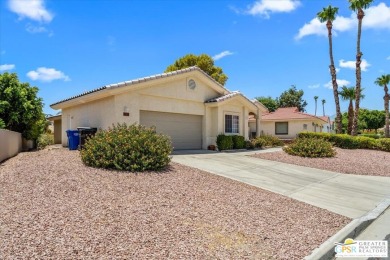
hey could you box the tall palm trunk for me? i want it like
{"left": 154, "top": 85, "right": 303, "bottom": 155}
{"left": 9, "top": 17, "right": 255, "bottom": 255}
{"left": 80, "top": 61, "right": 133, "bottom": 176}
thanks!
{"left": 384, "top": 85, "right": 389, "bottom": 138}
{"left": 323, "top": 103, "right": 325, "bottom": 116}
{"left": 351, "top": 9, "right": 364, "bottom": 136}
{"left": 327, "top": 20, "right": 342, "bottom": 133}
{"left": 347, "top": 100, "right": 354, "bottom": 135}
{"left": 315, "top": 100, "right": 318, "bottom": 116}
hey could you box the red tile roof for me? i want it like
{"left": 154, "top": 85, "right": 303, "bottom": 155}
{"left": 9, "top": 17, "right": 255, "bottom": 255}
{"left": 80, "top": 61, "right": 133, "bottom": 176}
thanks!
{"left": 261, "top": 107, "right": 327, "bottom": 123}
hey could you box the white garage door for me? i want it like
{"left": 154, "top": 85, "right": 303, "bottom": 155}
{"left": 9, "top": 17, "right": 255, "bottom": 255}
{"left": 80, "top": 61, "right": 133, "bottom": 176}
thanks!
{"left": 140, "top": 111, "right": 202, "bottom": 150}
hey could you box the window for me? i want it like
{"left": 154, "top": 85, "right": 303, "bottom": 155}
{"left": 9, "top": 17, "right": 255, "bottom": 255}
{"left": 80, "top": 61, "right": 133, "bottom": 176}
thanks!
{"left": 225, "top": 114, "right": 239, "bottom": 134}
{"left": 303, "top": 124, "right": 307, "bottom": 130}
{"left": 275, "top": 122, "right": 288, "bottom": 135}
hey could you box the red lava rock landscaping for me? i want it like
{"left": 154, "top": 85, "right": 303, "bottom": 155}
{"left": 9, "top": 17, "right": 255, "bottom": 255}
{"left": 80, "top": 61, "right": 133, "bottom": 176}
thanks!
{"left": 252, "top": 148, "right": 390, "bottom": 177}
{"left": 0, "top": 148, "right": 350, "bottom": 259}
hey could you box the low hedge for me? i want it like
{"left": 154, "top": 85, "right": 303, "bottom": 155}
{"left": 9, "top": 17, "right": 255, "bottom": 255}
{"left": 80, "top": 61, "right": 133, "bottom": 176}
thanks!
{"left": 297, "top": 132, "right": 389, "bottom": 152}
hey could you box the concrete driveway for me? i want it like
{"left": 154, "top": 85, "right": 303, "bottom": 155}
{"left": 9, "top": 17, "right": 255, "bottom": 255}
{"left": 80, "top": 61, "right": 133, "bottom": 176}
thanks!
{"left": 172, "top": 149, "right": 390, "bottom": 219}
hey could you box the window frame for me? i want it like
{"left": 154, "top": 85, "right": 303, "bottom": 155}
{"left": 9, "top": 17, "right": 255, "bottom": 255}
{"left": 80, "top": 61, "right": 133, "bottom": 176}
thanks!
{"left": 275, "top": 122, "right": 288, "bottom": 135}
{"left": 224, "top": 114, "right": 240, "bottom": 134}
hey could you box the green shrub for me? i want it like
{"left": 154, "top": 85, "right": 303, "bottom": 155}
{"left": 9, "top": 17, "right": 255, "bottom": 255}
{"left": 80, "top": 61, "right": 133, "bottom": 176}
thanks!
{"left": 80, "top": 123, "right": 172, "bottom": 172}
{"left": 37, "top": 133, "right": 54, "bottom": 150}
{"left": 283, "top": 138, "right": 336, "bottom": 158}
{"left": 232, "top": 135, "right": 246, "bottom": 149}
{"left": 216, "top": 134, "right": 233, "bottom": 151}
{"left": 377, "top": 139, "right": 390, "bottom": 152}
{"left": 258, "top": 134, "right": 284, "bottom": 147}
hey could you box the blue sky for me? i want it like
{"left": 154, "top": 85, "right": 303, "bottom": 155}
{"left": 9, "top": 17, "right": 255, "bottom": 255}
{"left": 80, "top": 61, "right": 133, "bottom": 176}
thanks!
{"left": 1, "top": 0, "right": 389, "bottom": 117}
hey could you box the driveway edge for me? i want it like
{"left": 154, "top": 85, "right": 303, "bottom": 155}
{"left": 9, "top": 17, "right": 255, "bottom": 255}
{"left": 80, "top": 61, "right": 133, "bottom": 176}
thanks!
{"left": 305, "top": 196, "right": 390, "bottom": 260}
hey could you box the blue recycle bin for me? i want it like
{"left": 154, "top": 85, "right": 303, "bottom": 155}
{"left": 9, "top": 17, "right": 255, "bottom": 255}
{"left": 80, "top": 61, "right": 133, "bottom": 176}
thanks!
{"left": 66, "top": 130, "right": 80, "bottom": 150}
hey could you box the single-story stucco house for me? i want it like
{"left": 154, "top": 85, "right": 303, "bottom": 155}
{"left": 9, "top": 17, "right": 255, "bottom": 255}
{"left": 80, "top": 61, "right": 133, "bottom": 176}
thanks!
{"left": 50, "top": 66, "right": 266, "bottom": 150}
{"left": 254, "top": 107, "right": 329, "bottom": 139}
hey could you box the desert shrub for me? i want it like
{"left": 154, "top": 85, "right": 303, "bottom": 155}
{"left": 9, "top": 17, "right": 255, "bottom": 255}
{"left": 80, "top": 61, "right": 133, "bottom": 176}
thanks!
{"left": 232, "top": 135, "right": 246, "bottom": 149}
{"left": 216, "top": 134, "right": 233, "bottom": 151}
{"left": 283, "top": 137, "right": 336, "bottom": 158}
{"left": 252, "top": 137, "right": 267, "bottom": 148}
{"left": 377, "top": 139, "right": 390, "bottom": 152}
{"left": 258, "top": 134, "right": 284, "bottom": 147}
{"left": 37, "top": 133, "right": 54, "bottom": 150}
{"left": 80, "top": 123, "right": 172, "bottom": 172}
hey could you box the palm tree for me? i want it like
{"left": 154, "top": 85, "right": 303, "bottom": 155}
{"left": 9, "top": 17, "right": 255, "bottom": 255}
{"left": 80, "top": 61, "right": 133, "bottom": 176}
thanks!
{"left": 375, "top": 74, "right": 390, "bottom": 138}
{"left": 314, "top": 96, "right": 319, "bottom": 116}
{"left": 322, "top": 99, "right": 326, "bottom": 116}
{"left": 349, "top": 0, "right": 373, "bottom": 136}
{"left": 339, "top": 86, "right": 365, "bottom": 135}
{"left": 317, "top": 5, "right": 342, "bottom": 134}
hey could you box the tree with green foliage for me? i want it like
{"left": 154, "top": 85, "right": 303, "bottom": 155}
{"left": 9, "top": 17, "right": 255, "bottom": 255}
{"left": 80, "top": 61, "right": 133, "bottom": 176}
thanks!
{"left": 0, "top": 72, "right": 45, "bottom": 140}
{"left": 349, "top": 0, "right": 373, "bottom": 136}
{"left": 165, "top": 54, "right": 228, "bottom": 85}
{"left": 277, "top": 85, "right": 307, "bottom": 112}
{"left": 359, "top": 109, "right": 385, "bottom": 133}
{"left": 339, "top": 86, "right": 365, "bottom": 135}
{"left": 317, "top": 5, "right": 343, "bottom": 134}
{"left": 314, "top": 96, "right": 319, "bottom": 116}
{"left": 255, "top": 96, "right": 278, "bottom": 112}
{"left": 375, "top": 74, "right": 390, "bottom": 137}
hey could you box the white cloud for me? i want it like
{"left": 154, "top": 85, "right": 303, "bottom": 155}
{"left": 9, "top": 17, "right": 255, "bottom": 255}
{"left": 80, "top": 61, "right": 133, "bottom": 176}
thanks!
{"left": 336, "top": 67, "right": 340, "bottom": 73}
{"left": 296, "top": 2, "right": 390, "bottom": 40}
{"left": 26, "top": 24, "right": 47, "bottom": 33}
{"left": 308, "top": 84, "right": 320, "bottom": 89}
{"left": 213, "top": 51, "right": 234, "bottom": 61}
{"left": 324, "top": 79, "right": 351, "bottom": 89}
{"left": 0, "top": 64, "right": 15, "bottom": 71}
{"left": 8, "top": 0, "right": 53, "bottom": 23}
{"left": 339, "top": 59, "right": 371, "bottom": 71}
{"left": 246, "top": 0, "right": 301, "bottom": 18}
{"left": 27, "top": 67, "right": 70, "bottom": 82}
{"left": 364, "top": 3, "right": 390, "bottom": 29}
{"left": 295, "top": 18, "right": 327, "bottom": 40}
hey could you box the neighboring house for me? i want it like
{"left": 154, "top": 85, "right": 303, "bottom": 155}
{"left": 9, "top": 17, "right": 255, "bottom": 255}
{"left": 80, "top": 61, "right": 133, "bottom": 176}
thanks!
{"left": 50, "top": 66, "right": 263, "bottom": 150}
{"left": 258, "top": 107, "right": 329, "bottom": 139}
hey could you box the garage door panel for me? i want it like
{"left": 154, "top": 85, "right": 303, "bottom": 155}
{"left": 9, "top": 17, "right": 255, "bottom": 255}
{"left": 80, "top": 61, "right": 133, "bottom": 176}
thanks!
{"left": 140, "top": 111, "right": 202, "bottom": 150}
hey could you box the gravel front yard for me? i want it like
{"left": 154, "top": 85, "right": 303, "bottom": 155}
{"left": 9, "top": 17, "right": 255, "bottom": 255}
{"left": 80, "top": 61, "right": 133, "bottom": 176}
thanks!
{"left": 1, "top": 148, "right": 350, "bottom": 259}
{"left": 252, "top": 148, "right": 390, "bottom": 177}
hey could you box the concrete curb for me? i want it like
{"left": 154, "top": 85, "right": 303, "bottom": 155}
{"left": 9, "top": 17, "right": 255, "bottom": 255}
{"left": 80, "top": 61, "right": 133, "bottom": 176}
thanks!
{"left": 305, "top": 195, "right": 390, "bottom": 260}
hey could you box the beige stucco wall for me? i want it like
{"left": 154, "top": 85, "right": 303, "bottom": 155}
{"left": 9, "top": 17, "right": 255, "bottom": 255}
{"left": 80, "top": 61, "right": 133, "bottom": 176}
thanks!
{"left": 261, "top": 119, "right": 324, "bottom": 139}
{"left": 61, "top": 96, "right": 116, "bottom": 146}
{"left": 0, "top": 129, "right": 22, "bottom": 162}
